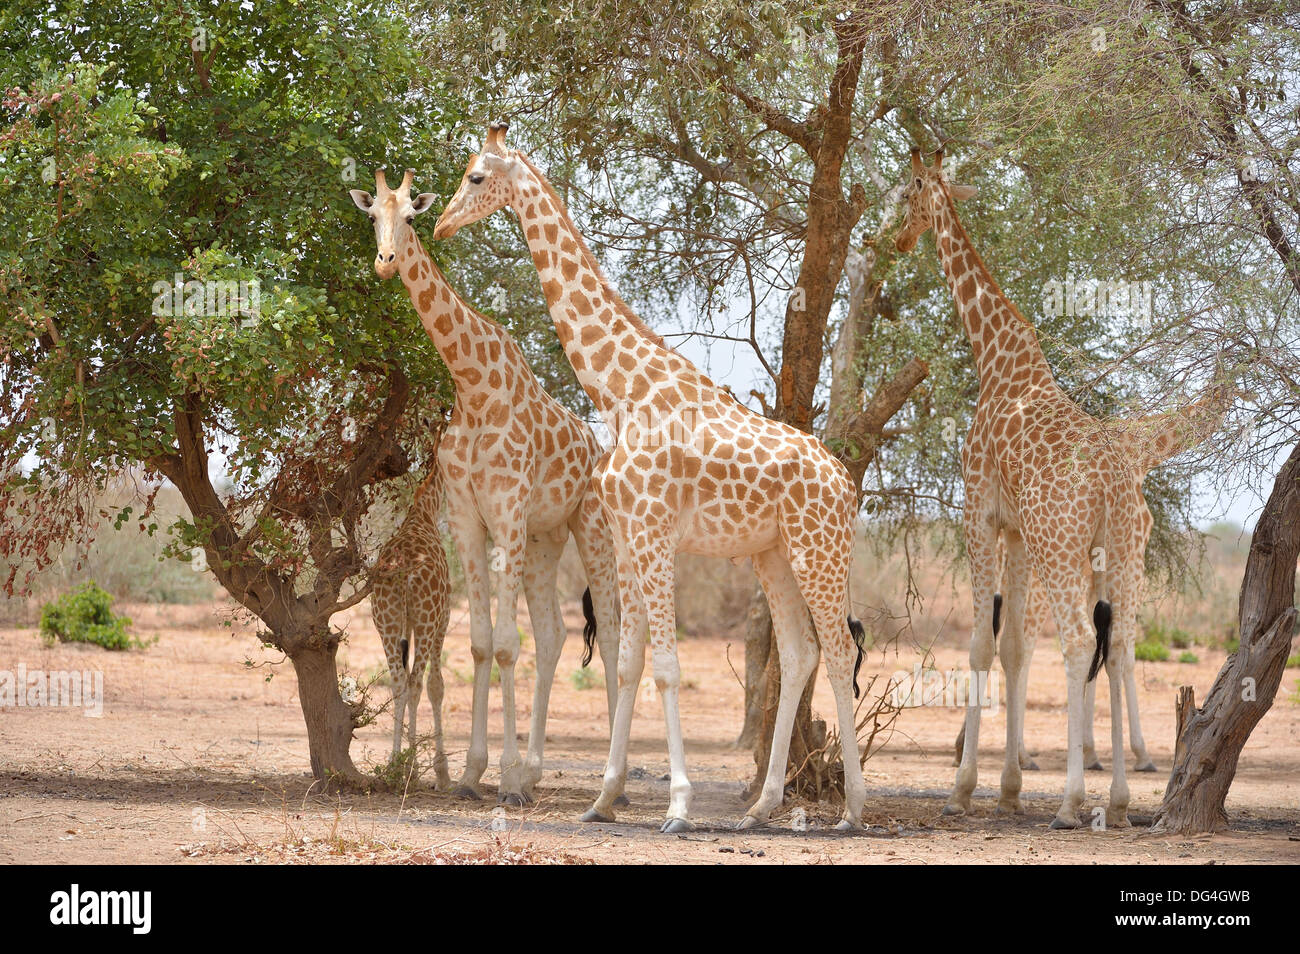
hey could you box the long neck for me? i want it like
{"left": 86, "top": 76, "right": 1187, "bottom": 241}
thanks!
{"left": 931, "top": 196, "right": 1057, "bottom": 398}
{"left": 395, "top": 227, "right": 514, "bottom": 404}
{"left": 508, "top": 157, "right": 691, "bottom": 419}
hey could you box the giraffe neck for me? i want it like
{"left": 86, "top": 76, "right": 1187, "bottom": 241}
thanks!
{"left": 395, "top": 228, "right": 517, "bottom": 405}
{"left": 399, "top": 466, "right": 443, "bottom": 547}
{"left": 509, "top": 156, "right": 691, "bottom": 423}
{"left": 931, "top": 197, "right": 1057, "bottom": 399}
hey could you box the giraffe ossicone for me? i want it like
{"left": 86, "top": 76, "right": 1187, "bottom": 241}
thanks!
{"left": 435, "top": 122, "right": 870, "bottom": 833}
{"left": 351, "top": 165, "right": 623, "bottom": 805}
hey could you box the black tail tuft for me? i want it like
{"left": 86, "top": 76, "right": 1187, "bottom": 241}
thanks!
{"left": 849, "top": 616, "right": 867, "bottom": 699}
{"left": 1087, "top": 600, "right": 1112, "bottom": 682}
{"left": 992, "top": 592, "right": 1003, "bottom": 645}
{"left": 400, "top": 637, "right": 410, "bottom": 672}
{"left": 581, "top": 587, "right": 597, "bottom": 667}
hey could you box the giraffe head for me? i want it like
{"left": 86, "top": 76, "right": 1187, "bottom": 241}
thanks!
{"left": 350, "top": 168, "right": 437, "bottom": 279}
{"left": 432, "top": 122, "right": 520, "bottom": 240}
{"left": 894, "top": 148, "right": 978, "bottom": 253}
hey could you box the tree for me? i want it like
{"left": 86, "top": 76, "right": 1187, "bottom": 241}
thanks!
{"left": 0, "top": 0, "right": 566, "bottom": 787}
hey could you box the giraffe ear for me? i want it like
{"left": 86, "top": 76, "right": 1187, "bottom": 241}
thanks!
{"left": 949, "top": 184, "right": 978, "bottom": 201}
{"left": 410, "top": 193, "right": 437, "bottom": 215}
{"left": 349, "top": 189, "right": 375, "bottom": 211}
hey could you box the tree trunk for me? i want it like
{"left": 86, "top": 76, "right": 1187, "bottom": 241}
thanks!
{"left": 286, "top": 628, "right": 368, "bottom": 790}
{"left": 736, "top": 581, "right": 771, "bottom": 749}
{"left": 1151, "top": 438, "right": 1300, "bottom": 833}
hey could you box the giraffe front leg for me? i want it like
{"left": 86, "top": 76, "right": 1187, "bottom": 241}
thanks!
{"left": 1125, "top": 643, "right": 1156, "bottom": 772}
{"left": 996, "top": 539, "right": 1031, "bottom": 816}
{"left": 490, "top": 531, "right": 528, "bottom": 806}
{"left": 520, "top": 534, "right": 567, "bottom": 796}
{"left": 947, "top": 513, "right": 999, "bottom": 816}
{"left": 448, "top": 517, "right": 492, "bottom": 800}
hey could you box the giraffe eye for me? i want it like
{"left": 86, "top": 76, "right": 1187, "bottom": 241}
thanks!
{"left": 469, "top": 173, "right": 485, "bottom": 185}
{"left": 405, "top": 216, "right": 414, "bottom": 225}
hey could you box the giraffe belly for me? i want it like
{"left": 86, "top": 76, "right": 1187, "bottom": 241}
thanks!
{"left": 677, "top": 493, "right": 781, "bottom": 558}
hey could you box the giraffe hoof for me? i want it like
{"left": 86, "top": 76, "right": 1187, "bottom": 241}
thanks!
{"left": 453, "top": 786, "right": 482, "bottom": 801}
{"left": 660, "top": 817, "right": 694, "bottom": 834}
{"left": 940, "top": 804, "right": 967, "bottom": 817}
{"left": 1106, "top": 810, "right": 1131, "bottom": 829}
{"left": 1022, "top": 759, "right": 1040, "bottom": 771}
{"left": 1048, "top": 816, "right": 1081, "bottom": 830}
{"left": 1134, "top": 761, "right": 1158, "bottom": 773}
{"left": 498, "top": 791, "right": 531, "bottom": 807}
{"left": 613, "top": 793, "right": 631, "bottom": 808}
{"left": 834, "top": 817, "right": 862, "bottom": 832}
{"left": 1085, "top": 761, "right": 1105, "bottom": 772}
{"left": 580, "top": 807, "right": 614, "bottom": 824}
{"left": 736, "top": 815, "right": 765, "bottom": 831}
{"left": 995, "top": 800, "right": 1023, "bottom": 816}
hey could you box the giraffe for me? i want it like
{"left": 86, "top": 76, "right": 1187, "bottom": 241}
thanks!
{"left": 895, "top": 147, "right": 1191, "bottom": 829}
{"left": 956, "top": 385, "right": 1235, "bottom": 775}
{"left": 350, "top": 168, "right": 622, "bottom": 805}
{"left": 371, "top": 461, "right": 452, "bottom": 789}
{"left": 433, "top": 123, "right": 869, "bottom": 833}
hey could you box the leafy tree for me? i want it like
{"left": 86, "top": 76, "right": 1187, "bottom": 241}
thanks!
{"left": 0, "top": 0, "right": 563, "bottom": 786}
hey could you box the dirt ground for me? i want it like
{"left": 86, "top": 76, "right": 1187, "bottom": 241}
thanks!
{"left": 2, "top": 598, "right": 1297, "bottom": 865}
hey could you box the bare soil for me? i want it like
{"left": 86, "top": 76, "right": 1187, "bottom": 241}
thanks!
{"left": 2, "top": 598, "right": 1297, "bottom": 865}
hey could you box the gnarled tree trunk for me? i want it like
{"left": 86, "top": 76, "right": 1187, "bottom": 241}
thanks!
{"left": 286, "top": 627, "right": 366, "bottom": 789}
{"left": 1151, "top": 438, "right": 1300, "bottom": 833}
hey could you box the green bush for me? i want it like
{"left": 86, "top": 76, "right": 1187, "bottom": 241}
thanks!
{"left": 1286, "top": 653, "right": 1300, "bottom": 669}
{"left": 1134, "top": 640, "right": 1170, "bottom": 663}
{"left": 1178, "top": 651, "right": 1199, "bottom": 664}
{"left": 39, "top": 582, "right": 150, "bottom": 651}
{"left": 570, "top": 666, "right": 600, "bottom": 691}
{"left": 1142, "top": 619, "right": 1196, "bottom": 649}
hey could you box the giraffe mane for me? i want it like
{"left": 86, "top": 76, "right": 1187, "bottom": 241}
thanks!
{"left": 938, "top": 183, "right": 1040, "bottom": 336}
{"left": 515, "top": 151, "right": 679, "bottom": 356}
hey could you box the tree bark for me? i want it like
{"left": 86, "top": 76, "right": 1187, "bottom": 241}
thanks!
{"left": 1151, "top": 438, "right": 1300, "bottom": 833}
{"left": 287, "top": 628, "right": 368, "bottom": 790}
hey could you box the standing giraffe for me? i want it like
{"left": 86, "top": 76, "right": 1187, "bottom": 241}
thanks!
{"left": 371, "top": 461, "right": 452, "bottom": 789}
{"left": 895, "top": 147, "right": 1189, "bottom": 829}
{"left": 350, "top": 168, "right": 621, "bottom": 805}
{"left": 434, "top": 123, "right": 869, "bottom": 833}
{"left": 956, "top": 384, "right": 1235, "bottom": 774}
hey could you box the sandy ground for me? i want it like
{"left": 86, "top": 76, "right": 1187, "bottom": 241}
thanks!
{"left": 1, "top": 598, "right": 1297, "bottom": 865}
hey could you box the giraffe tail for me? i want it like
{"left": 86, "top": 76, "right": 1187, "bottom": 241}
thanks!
{"left": 580, "top": 587, "right": 597, "bottom": 667}
{"left": 1087, "top": 600, "right": 1112, "bottom": 682}
{"left": 992, "top": 592, "right": 1003, "bottom": 645}
{"left": 849, "top": 615, "right": 867, "bottom": 699}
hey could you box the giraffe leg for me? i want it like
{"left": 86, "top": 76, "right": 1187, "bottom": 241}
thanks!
{"left": 741, "top": 547, "right": 818, "bottom": 829}
{"left": 423, "top": 624, "right": 451, "bottom": 791}
{"left": 1083, "top": 675, "right": 1104, "bottom": 771}
{"left": 996, "top": 535, "right": 1031, "bottom": 815}
{"left": 371, "top": 580, "right": 408, "bottom": 762}
{"left": 1037, "top": 575, "right": 1095, "bottom": 831}
{"left": 946, "top": 509, "right": 999, "bottom": 816}
{"left": 1018, "top": 579, "right": 1041, "bottom": 771}
{"left": 785, "top": 545, "right": 868, "bottom": 837}
{"left": 520, "top": 532, "right": 567, "bottom": 796}
{"left": 570, "top": 496, "right": 626, "bottom": 805}
{"left": 569, "top": 494, "right": 621, "bottom": 736}
{"left": 1105, "top": 584, "right": 1137, "bottom": 827}
{"left": 448, "top": 516, "right": 492, "bottom": 799}
{"left": 1126, "top": 642, "right": 1156, "bottom": 772}
{"left": 489, "top": 529, "right": 528, "bottom": 806}
{"left": 406, "top": 603, "right": 428, "bottom": 779}
{"left": 582, "top": 528, "right": 647, "bottom": 823}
